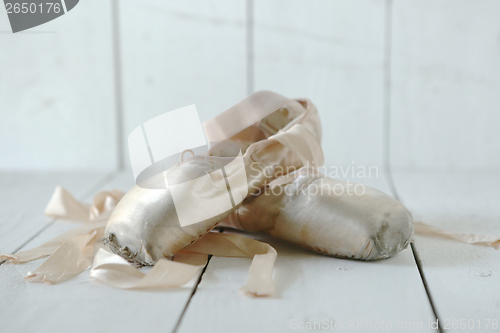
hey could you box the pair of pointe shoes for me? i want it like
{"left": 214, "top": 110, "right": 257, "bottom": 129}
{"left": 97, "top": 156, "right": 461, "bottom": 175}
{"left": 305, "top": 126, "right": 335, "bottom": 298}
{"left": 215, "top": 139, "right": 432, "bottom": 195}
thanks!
{"left": 104, "top": 91, "right": 413, "bottom": 266}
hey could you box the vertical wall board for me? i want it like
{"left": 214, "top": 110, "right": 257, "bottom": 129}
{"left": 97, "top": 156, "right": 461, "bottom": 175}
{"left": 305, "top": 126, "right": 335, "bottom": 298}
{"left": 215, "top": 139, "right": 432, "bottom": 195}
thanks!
{"left": 254, "top": 0, "right": 386, "bottom": 169}
{"left": 391, "top": 0, "right": 500, "bottom": 172}
{"left": 0, "top": 0, "right": 117, "bottom": 171}
{"left": 119, "top": 0, "right": 247, "bottom": 169}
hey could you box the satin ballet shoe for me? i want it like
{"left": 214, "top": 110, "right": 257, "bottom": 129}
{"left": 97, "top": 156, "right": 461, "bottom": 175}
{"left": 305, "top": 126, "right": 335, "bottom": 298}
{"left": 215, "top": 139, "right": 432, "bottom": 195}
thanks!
{"left": 220, "top": 167, "right": 414, "bottom": 260}
{"left": 104, "top": 91, "right": 324, "bottom": 265}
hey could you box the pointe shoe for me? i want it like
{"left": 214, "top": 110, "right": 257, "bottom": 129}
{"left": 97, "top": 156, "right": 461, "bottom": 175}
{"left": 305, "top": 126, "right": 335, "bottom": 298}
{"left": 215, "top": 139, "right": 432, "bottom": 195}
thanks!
{"left": 104, "top": 91, "right": 324, "bottom": 265}
{"left": 220, "top": 167, "right": 414, "bottom": 260}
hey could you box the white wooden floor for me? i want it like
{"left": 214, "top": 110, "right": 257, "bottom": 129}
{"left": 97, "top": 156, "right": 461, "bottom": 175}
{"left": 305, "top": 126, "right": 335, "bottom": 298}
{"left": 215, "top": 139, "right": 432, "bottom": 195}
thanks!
{"left": 0, "top": 171, "right": 499, "bottom": 333}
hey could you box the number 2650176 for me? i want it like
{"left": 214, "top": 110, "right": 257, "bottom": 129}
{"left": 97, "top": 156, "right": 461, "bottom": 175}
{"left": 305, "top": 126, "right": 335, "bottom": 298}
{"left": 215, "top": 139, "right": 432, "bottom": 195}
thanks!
{"left": 5, "top": 2, "right": 62, "bottom": 14}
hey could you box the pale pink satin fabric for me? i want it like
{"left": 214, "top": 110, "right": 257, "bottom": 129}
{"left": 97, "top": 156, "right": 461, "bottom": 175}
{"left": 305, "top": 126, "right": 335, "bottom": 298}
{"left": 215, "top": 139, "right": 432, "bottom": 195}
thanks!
{"left": 1, "top": 187, "right": 277, "bottom": 297}
{"left": 1, "top": 91, "right": 497, "bottom": 297}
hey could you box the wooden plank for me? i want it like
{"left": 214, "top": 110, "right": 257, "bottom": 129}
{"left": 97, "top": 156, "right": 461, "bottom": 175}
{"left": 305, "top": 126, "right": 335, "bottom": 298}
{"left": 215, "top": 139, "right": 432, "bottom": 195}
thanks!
{"left": 254, "top": 0, "right": 386, "bottom": 168}
{"left": 0, "top": 0, "right": 118, "bottom": 171}
{"left": 119, "top": 0, "right": 247, "bottom": 165}
{"left": 0, "top": 172, "right": 109, "bottom": 254}
{"left": 393, "top": 171, "right": 500, "bottom": 331}
{"left": 177, "top": 174, "right": 436, "bottom": 333}
{"left": 390, "top": 0, "right": 500, "bottom": 171}
{"left": 0, "top": 172, "right": 201, "bottom": 333}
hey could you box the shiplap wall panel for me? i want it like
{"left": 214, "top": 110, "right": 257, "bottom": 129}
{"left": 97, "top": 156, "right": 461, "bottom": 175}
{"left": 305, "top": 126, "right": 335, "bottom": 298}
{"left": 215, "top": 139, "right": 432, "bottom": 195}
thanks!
{"left": 0, "top": 0, "right": 117, "bottom": 171}
{"left": 254, "top": 0, "right": 386, "bottom": 169}
{"left": 390, "top": 0, "right": 500, "bottom": 172}
{"left": 119, "top": 0, "right": 247, "bottom": 169}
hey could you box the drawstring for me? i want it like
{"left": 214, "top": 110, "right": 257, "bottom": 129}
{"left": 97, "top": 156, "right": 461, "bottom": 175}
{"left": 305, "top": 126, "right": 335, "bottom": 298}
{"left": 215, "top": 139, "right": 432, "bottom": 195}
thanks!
{"left": 180, "top": 149, "right": 195, "bottom": 163}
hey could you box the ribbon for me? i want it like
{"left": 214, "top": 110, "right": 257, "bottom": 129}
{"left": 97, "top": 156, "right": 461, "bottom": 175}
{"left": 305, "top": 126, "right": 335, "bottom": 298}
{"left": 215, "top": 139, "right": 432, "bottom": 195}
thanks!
{"left": 1, "top": 186, "right": 277, "bottom": 297}
{"left": 3, "top": 186, "right": 496, "bottom": 298}
{"left": 414, "top": 221, "right": 500, "bottom": 249}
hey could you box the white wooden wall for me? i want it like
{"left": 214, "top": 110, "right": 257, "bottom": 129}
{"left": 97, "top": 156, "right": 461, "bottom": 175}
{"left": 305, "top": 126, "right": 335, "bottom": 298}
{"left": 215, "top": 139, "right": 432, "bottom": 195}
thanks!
{"left": 254, "top": 0, "right": 386, "bottom": 169}
{"left": 0, "top": 0, "right": 117, "bottom": 170}
{"left": 390, "top": 0, "right": 500, "bottom": 172}
{"left": 1, "top": 0, "right": 499, "bottom": 172}
{"left": 118, "top": 0, "right": 247, "bottom": 168}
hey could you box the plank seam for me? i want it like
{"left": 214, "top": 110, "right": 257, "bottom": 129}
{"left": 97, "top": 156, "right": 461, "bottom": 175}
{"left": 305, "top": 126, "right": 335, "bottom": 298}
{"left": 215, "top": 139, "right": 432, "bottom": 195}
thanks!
{"left": 410, "top": 242, "right": 444, "bottom": 332}
{"left": 171, "top": 217, "right": 225, "bottom": 332}
{"left": 246, "top": 0, "right": 254, "bottom": 95}
{"left": 382, "top": 0, "right": 394, "bottom": 187}
{"left": 0, "top": 171, "right": 119, "bottom": 266}
{"left": 382, "top": 1, "right": 442, "bottom": 331}
{"left": 112, "top": 0, "right": 125, "bottom": 170}
{"left": 171, "top": 255, "right": 213, "bottom": 333}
